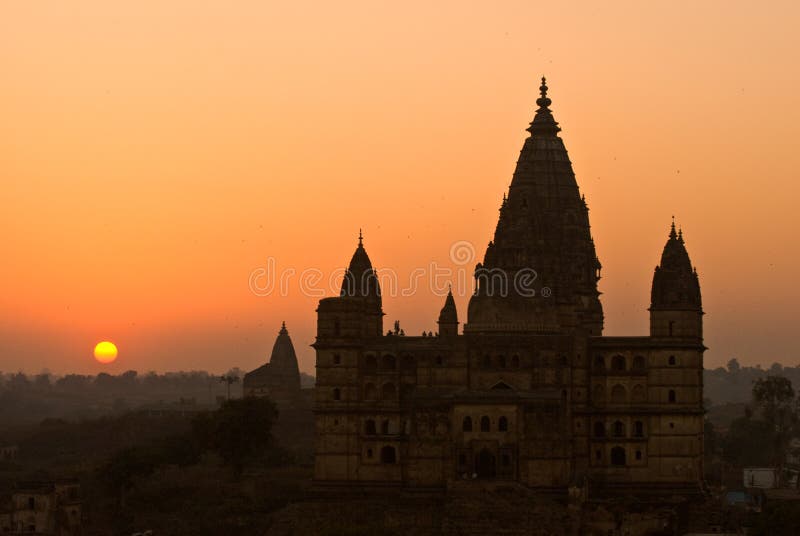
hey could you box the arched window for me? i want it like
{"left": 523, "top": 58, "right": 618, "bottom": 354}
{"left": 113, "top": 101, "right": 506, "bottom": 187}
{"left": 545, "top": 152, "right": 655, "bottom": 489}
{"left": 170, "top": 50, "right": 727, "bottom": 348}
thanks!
{"left": 611, "top": 384, "right": 626, "bottom": 404}
{"left": 611, "top": 355, "right": 626, "bottom": 372}
{"left": 401, "top": 354, "right": 415, "bottom": 371}
{"left": 511, "top": 354, "right": 520, "bottom": 368}
{"left": 632, "top": 384, "right": 646, "bottom": 403}
{"left": 668, "top": 389, "right": 676, "bottom": 403}
{"left": 381, "top": 419, "right": 390, "bottom": 435}
{"left": 611, "top": 446, "right": 626, "bottom": 466}
{"left": 334, "top": 318, "right": 341, "bottom": 336}
{"left": 462, "top": 416, "right": 473, "bottom": 432}
{"left": 593, "top": 384, "right": 605, "bottom": 403}
{"left": 435, "top": 355, "right": 444, "bottom": 366}
{"left": 594, "top": 421, "right": 606, "bottom": 437}
{"left": 613, "top": 420, "right": 625, "bottom": 437}
{"left": 480, "top": 416, "right": 490, "bottom": 432}
{"left": 365, "top": 419, "right": 376, "bottom": 435}
{"left": 483, "top": 355, "right": 491, "bottom": 368}
{"left": 364, "top": 383, "right": 376, "bottom": 400}
{"left": 382, "top": 354, "right": 396, "bottom": 370}
{"left": 380, "top": 446, "right": 397, "bottom": 464}
{"left": 498, "top": 355, "right": 507, "bottom": 368}
{"left": 381, "top": 383, "right": 396, "bottom": 400}
{"left": 333, "top": 354, "right": 341, "bottom": 365}
{"left": 332, "top": 388, "right": 341, "bottom": 401}
{"left": 668, "top": 355, "right": 677, "bottom": 366}
{"left": 634, "top": 421, "right": 644, "bottom": 437}
{"left": 635, "top": 450, "right": 642, "bottom": 461}
{"left": 594, "top": 355, "right": 605, "bottom": 370}
{"left": 365, "top": 354, "right": 377, "bottom": 371}
{"left": 498, "top": 416, "right": 508, "bottom": 432}
{"left": 366, "top": 448, "right": 373, "bottom": 459}
{"left": 632, "top": 355, "right": 646, "bottom": 370}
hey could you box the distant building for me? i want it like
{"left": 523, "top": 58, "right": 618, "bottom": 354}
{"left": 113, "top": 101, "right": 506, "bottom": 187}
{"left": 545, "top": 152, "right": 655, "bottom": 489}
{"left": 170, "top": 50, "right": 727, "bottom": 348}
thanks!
{"left": 244, "top": 322, "right": 304, "bottom": 409}
{"left": 744, "top": 467, "right": 778, "bottom": 489}
{"left": 0, "top": 480, "right": 81, "bottom": 535}
{"left": 313, "top": 78, "right": 705, "bottom": 496}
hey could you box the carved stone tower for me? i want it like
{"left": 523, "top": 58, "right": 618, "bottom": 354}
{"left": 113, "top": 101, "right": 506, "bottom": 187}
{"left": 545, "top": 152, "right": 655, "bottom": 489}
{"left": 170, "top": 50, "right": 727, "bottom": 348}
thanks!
{"left": 650, "top": 222, "right": 703, "bottom": 339}
{"left": 466, "top": 78, "right": 603, "bottom": 335}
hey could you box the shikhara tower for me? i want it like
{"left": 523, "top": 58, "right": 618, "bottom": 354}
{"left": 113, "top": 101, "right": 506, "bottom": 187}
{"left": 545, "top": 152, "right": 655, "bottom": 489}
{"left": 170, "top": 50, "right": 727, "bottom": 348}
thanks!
{"left": 468, "top": 78, "right": 603, "bottom": 335}
{"left": 312, "top": 79, "right": 705, "bottom": 496}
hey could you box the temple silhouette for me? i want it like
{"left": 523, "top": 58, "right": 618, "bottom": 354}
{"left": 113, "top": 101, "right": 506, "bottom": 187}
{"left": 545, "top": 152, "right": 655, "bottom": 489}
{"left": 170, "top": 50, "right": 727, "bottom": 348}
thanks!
{"left": 312, "top": 78, "right": 705, "bottom": 495}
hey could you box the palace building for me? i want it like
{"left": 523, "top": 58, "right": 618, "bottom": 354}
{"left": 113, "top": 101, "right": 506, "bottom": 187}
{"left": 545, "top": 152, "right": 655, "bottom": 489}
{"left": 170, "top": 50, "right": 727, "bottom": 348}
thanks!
{"left": 312, "top": 79, "right": 704, "bottom": 495}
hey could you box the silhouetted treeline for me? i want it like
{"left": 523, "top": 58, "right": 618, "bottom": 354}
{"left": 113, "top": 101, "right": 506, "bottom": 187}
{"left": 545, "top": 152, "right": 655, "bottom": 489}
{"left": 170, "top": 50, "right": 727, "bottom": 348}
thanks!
{"left": 705, "top": 359, "right": 800, "bottom": 405}
{"left": 0, "top": 369, "right": 315, "bottom": 428}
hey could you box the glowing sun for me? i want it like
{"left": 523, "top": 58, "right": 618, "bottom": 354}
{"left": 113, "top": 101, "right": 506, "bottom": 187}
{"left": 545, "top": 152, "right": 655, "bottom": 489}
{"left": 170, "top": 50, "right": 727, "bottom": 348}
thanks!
{"left": 94, "top": 341, "right": 118, "bottom": 364}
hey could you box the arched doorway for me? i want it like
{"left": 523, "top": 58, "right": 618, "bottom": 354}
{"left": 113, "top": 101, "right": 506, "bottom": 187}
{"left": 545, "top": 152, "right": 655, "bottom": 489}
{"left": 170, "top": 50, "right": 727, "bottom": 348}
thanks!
{"left": 475, "top": 448, "right": 496, "bottom": 478}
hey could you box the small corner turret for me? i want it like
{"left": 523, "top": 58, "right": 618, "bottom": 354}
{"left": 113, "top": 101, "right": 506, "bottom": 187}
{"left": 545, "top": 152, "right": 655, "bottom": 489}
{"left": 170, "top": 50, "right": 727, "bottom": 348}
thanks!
{"left": 649, "top": 220, "right": 703, "bottom": 339}
{"left": 437, "top": 286, "right": 459, "bottom": 338}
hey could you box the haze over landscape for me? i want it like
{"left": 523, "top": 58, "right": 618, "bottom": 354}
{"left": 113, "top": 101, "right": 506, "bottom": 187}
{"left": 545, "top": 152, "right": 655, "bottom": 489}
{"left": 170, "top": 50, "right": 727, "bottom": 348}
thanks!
{"left": 2, "top": 1, "right": 799, "bottom": 375}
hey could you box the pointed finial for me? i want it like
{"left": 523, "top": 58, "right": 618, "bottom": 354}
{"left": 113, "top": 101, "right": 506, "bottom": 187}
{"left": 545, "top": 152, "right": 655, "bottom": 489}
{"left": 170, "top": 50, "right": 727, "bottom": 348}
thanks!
{"left": 536, "top": 76, "right": 552, "bottom": 109}
{"left": 669, "top": 217, "right": 677, "bottom": 240}
{"left": 280, "top": 321, "right": 287, "bottom": 334}
{"left": 448, "top": 284, "right": 453, "bottom": 295}
{"left": 528, "top": 75, "right": 560, "bottom": 135}
{"left": 678, "top": 226, "right": 684, "bottom": 243}
{"left": 358, "top": 228, "right": 363, "bottom": 246}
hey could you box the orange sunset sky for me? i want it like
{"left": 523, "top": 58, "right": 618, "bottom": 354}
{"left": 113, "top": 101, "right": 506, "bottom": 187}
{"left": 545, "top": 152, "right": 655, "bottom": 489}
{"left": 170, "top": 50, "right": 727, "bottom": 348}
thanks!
{"left": 2, "top": 1, "right": 799, "bottom": 375}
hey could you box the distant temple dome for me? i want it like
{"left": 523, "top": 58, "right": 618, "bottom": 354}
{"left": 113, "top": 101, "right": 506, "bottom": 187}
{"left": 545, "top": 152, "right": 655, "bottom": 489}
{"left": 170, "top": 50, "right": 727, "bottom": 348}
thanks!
{"left": 243, "top": 321, "right": 301, "bottom": 404}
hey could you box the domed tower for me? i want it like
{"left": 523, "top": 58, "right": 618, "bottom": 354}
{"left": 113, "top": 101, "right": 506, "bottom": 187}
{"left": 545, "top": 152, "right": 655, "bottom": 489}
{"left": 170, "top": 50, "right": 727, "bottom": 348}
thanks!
{"left": 243, "top": 321, "right": 301, "bottom": 402}
{"left": 316, "top": 231, "right": 383, "bottom": 339}
{"left": 437, "top": 287, "right": 459, "bottom": 338}
{"left": 466, "top": 78, "right": 603, "bottom": 334}
{"left": 269, "top": 321, "right": 301, "bottom": 389}
{"left": 650, "top": 221, "right": 703, "bottom": 339}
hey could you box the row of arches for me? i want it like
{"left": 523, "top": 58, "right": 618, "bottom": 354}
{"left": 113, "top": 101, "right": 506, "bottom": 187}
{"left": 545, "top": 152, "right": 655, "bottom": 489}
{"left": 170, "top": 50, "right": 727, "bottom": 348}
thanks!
{"left": 598, "top": 446, "right": 643, "bottom": 466}
{"left": 594, "top": 354, "right": 681, "bottom": 371}
{"left": 594, "top": 354, "right": 647, "bottom": 372}
{"left": 364, "top": 419, "right": 399, "bottom": 436}
{"left": 592, "top": 384, "right": 679, "bottom": 404}
{"left": 594, "top": 420, "right": 645, "bottom": 438}
{"left": 462, "top": 415, "right": 510, "bottom": 433}
{"left": 364, "top": 445, "right": 397, "bottom": 464}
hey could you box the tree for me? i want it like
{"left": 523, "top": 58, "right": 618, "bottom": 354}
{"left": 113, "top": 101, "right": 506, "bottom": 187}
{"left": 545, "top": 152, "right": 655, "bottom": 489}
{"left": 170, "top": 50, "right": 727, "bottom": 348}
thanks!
{"left": 721, "top": 416, "right": 775, "bottom": 467}
{"left": 752, "top": 376, "right": 799, "bottom": 484}
{"left": 193, "top": 396, "right": 278, "bottom": 477}
{"left": 728, "top": 358, "right": 741, "bottom": 373}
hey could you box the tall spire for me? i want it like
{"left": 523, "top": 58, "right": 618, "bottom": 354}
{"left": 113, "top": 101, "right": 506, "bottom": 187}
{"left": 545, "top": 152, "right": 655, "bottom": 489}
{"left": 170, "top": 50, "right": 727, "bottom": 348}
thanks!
{"left": 269, "top": 321, "right": 300, "bottom": 381}
{"left": 467, "top": 77, "right": 603, "bottom": 334}
{"left": 526, "top": 76, "right": 561, "bottom": 136}
{"left": 438, "top": 286, "right": 459, "bottom": 337}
